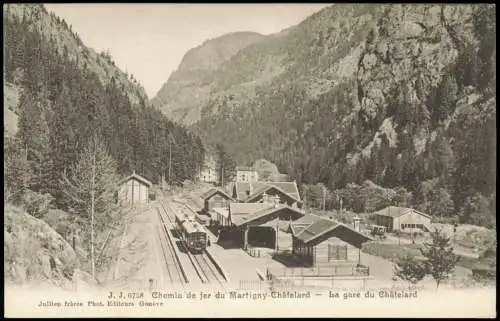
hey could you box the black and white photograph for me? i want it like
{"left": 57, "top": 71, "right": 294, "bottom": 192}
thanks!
{"left": 3, "top": 3, "right": 496, "bottom": 318}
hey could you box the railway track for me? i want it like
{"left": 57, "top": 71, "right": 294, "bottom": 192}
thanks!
{"left": 156, "top": 205, "right": 188, "bottom": 286}
{"left": 162, "top": 199, "right": 226, "bottom": 287}
{"left": 192, "top": 252, "right": 226, "bottom": 286}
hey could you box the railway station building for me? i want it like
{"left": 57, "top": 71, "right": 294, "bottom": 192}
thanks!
{"left": 288, "top": 214, "right": 373, "bottom": 267}
{"left": 200, "top": 188, "right": 232, "bottom": 213}
{"left": 117, "top": 171, "right": 152, "bottom": 206}
{"left": 232, "top": 181, "right": 302, "bottom": 208}
{"left": 212, "top": 200, "right": 305, "bottom": 250}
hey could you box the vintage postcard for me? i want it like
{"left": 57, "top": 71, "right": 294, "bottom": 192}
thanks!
{"left": 3, "top": 3, "right": 496, "bottom": 318}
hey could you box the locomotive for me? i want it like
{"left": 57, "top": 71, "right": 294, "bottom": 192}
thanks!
{"left": 175, "top": 212, "right": 208, "bottom": 253}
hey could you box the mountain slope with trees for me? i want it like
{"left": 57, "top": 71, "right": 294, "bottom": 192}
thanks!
{"left": 3, "top": 4, "right": 206, "bottom": 285}
{"left": 151, "top": 31, "right": 266, "bottom": 124}
{"left": 160, "top": 4, "right": 496, "bottom": 227}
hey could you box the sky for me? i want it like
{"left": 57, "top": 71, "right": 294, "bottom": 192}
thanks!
{"left": 45, "top": 4, "right": 331, "bottom": 99}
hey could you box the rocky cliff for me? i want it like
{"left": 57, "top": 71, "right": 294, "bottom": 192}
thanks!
{"left": 159, "top": 4, "right": 495, "bottom": 226}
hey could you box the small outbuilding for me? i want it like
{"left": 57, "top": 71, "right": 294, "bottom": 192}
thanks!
{"left": 117, "top": 171, "right": 152, "bottom": 206}
{"left": 373, "top": 206, "right": 432, "bottom": 233}
{"left": 201, "top": 188, "right": 232, "bottom": 213}
{"left": 290, "top": 214, "right": 373, "bottom": 267}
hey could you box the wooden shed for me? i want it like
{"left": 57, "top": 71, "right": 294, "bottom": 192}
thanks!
{"left": 290, "top": 215, "right": 373, "bottom": 267}
{"left": 373, "top": 206, "right": 432, "bottom": 232}
{"left": 117, "top": 171, "right": 152, "bottom": 206}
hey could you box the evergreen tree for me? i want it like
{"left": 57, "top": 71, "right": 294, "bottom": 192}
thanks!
{"left": 60, "top": 134, "right": 121, "bottom": 279}
{"left": 216, "top": 143, "right": 236, "bottom": 187}
{"left": 393, "top": 254, "right": 427, "bottom": 285}
{"left": 420, "top": 229, "right": 459, "bottom": 288}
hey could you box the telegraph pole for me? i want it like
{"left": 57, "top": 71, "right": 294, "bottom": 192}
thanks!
{"left": 168, "top": 140, "right": 172, "bottom": 183}
{"left": 322, "top": 186, "right": 326, "bottom": 212}
{"left": 340, "top": 197, "right": 343, "bottom": 223}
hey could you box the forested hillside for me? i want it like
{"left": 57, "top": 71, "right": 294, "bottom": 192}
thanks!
{"left": 3, "top": 4, "right": 205, "bottom": 283}
{"left": 165, "top": 4, "right": 495, "bottom": 227}
{"left": 152, "top": 31, "right": 266, "bottom": 124}
{"left": 4, "top": 4, "right": 205, "bottom": 191}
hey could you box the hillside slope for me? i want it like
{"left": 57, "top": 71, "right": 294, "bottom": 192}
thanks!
{"left": 3, "top": 4, "right": 204, "bottom": 186}
{"left": 151, "top": 31, "right": 266, "bottom": 124}
{"left": 4, "top": 203, "right": 79, "bottom": 288}
{"left": 164, "top": 4, "right": 495, "bottom": 226}
{"left": 4, "top": 4, "right": 149, "bottom": 109}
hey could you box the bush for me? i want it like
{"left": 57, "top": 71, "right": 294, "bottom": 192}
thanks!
{"left": 362, "top": 242, "right": 423, "bottom": 263}
{"left": 21, "top": 190, "right": 54, "bottom": 219}
{"left": 42, "top": 209, "right": 75, "bottom": 241}
{"left": 472, "top": 267, "right": 496, "bottom": 281}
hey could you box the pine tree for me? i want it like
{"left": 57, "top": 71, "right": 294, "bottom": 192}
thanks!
{"left": 216, "top": 143, "right": 236, "bottom": 187}
{"left": 393, "top": 253, "right": 427, "bottom": 285}
{"left": 4, "top": 132, "right": 32, "bottom": 204}
{"left": 420, "top": 228, "right": 459, "bottom": 288}
{"left": 60, "top": 134, "right": 121, "bottom": 279}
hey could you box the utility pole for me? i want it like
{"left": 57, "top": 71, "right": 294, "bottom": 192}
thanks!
{"left": 220, "top": 161, "right": 224, "bottom": 188}
{"left": 168, "top": 140, "right": 172, "bottom": 183}
{"left": 340, "top": 197, "right": 343, "bottom": 222}
{"left": 304, "top": 188, "right": 307, "bottom": 211}
{"left": 322, "top": 186, "right": 326, "bottom": 212}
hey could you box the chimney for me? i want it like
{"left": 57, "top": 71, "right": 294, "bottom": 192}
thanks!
{"left": 248, "top": 183, "right": 253, "bottom": 195}
{"left": 273, "top": 195, "right": 280, "bottom": 208}
{"left": 262, "top": 192, "right": 269, "bottom": 204}
{"left": 353, "top": 216, "right": 361, "bottom": 232}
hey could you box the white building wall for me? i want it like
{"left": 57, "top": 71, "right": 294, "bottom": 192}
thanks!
{"left": 393, "top": 211, "right": 431, "bottom": 231}
{"left": 140, "top": 183, "right": 148, "bottom": 203}
{"left": 118, "top": 178, "right": 149, "bottom": 206}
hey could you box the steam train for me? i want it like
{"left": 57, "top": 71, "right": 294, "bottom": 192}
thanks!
{"left": 175, "top": 212, "right": 209, "bottom": 253}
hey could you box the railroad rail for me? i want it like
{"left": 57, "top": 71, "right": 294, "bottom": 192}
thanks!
{"left": 164, "top": 199, "right": 226, "bottom": 287}
{"left": 156, "top": 205, "right": 188, "bottom": 285}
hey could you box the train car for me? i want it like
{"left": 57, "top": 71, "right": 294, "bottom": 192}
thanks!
{"left": 179, "top": 219, "right": 208, "bottom": 253}
{"left": 175, "top": 212, "right": 190, "bottom": 227}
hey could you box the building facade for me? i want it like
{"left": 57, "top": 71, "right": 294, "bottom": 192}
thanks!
{"left": 374, "top": 206, "right": 432, "bottom": 232}
{"left": 235, "top": 166, "right": 259, "bottom": 183}
{"left": 199, "top": 157, "right": 219, "bottom": 184}
{"left": 201, "top": 188, "right": 232, "bottom": 213}
{"left": 232, "top": 181, "right": 302, "bottom": 208}
{"left": 290, "top": 215, "right": 373, "bottom": 267}
{"left": 117, "top": 172, "right": 152, "bottom": 206}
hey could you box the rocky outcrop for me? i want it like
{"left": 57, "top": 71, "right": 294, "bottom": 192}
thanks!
{"left": 4, "top": 204, "right": 79, "bottom": 289}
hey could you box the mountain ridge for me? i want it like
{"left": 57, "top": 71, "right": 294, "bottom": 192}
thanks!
{"left": 151, "top": 31, "right": 267, "bottom": 123}
{"left": 154, "top": 4, "right": 496, "bottom": 227}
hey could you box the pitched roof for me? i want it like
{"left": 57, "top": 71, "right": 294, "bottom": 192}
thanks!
{"left": 294, "top": 217, "right": 373, "bottom": 245}
{"left": 374, "top": 206, "right": 431, "bottom": 219}
{"left": 118, "top": 172, "right": 152, "bottom": 187}
{"left": 229, "top": 202, "right": 273, "bottom": 216}
{"left": 287, "top": 214, "right": 325, "bottom": 234}
{"left": 268, "top": 182, "right": 301, "bottom": 201}
{"left": 200, "top": 188, "right": 232, "bottom": 200}
{"left": 212, "top": 207, "right": 230, "bottom": 219}
{"left": 231, "top": 204, "right": 305, "bottom": 227}
{"left": 295, "top": 219, "right": 339, "bottom": 243}
{"left": 234, "top": 181, "right": 267, "bottom": 200}
{"left": 235, "top": 181, "right": 301, "bottom": 202}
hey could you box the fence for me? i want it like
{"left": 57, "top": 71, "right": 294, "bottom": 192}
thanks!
{"left": 271, "top": 264, "right": 370, "bottom": 278}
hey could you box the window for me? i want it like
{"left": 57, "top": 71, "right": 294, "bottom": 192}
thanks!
{"left": 328, "top": 245, "right": 348, "bottom": 261}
